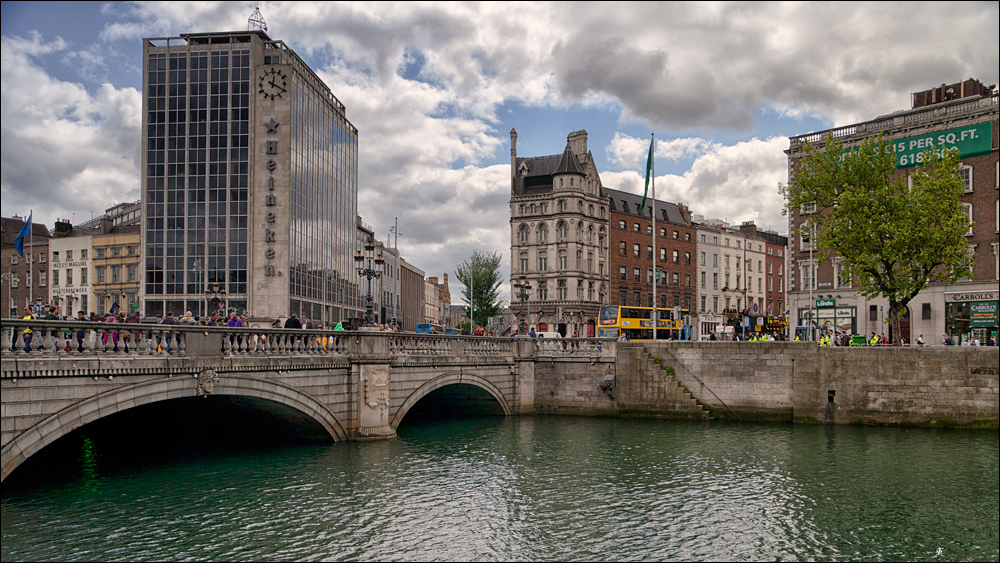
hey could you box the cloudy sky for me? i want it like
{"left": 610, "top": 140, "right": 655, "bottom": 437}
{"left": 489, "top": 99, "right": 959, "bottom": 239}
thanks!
{"left": 2, "top": 1, "right": 997, "bottom": 300}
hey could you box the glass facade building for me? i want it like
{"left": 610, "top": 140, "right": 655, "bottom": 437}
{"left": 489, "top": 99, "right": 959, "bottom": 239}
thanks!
{"left": 141, "top": 31, "right": 361, "bottom": 323}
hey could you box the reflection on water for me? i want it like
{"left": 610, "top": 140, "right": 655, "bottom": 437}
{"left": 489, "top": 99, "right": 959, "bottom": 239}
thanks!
{"left": 2, "top": 417, "right": 998, "bottom": 562}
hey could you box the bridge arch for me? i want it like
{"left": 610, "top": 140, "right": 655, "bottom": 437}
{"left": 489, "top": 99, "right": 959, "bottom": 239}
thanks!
{"left": 391, "top": 372, "right": 512, "bottom": 427}
{"left": 1, "top": 374, "right": 347, "bottom": 482}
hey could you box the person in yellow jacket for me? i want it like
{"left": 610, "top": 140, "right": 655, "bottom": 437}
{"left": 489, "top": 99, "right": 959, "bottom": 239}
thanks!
{"left": 869, "top": 332, "right": 879, "bottom": 346}
{"left": 20, "top": 306, "right": 37, "bottom": 351}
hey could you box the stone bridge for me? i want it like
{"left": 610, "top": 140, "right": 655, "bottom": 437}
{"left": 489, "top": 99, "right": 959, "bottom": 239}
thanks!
{"left": 1, "top": 319, "right": 616, "bottom": 482}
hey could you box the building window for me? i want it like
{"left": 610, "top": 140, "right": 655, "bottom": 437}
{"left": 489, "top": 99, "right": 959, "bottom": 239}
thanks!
{"left": 647, "top": 268, "right": 654, "bottom": 284}
{"left": 619, "top": 290, "right": 627, "bottom": 306}
{"left": 701, "top": 271, "right": 706, "bottom": 288}
{"left": 633, "top": 291, "right": 641, "bottom": 307}
{"left": 538, "top": 251, "right": 548, "bottom": 272}
{"left": 685, "top": 274, "right": 691, "bottom": 287}
{"left": 633, "top": 223, "right": 640, "bottom": 232}
{"left": 673, "top": 230, "right": 679, "bottom": 239}
{"left": 713, "top": 254, "right": 718, "bottom": 266}
{"left": 713, "top": 272, "right": 718, "bottom": 289}
{"left": 96, "top": 266, "right": 106, "bottom": 284}
{"left": 620, "top": 266, "right": 627, "bottom": 281}
{"left": 66, "top": 269, "right": 73, "bottom": 286}
{"left": 647, "top": 246, "right": 653, "bottom": 260}
{"left": 803, "top": 201, "right": 817, "bottom": 214}
{"left": 96, "top": 248, "right": 106, "bottom": 258}
{"left": 619, "top": 242, "right": 626, "bottom": 256}
{"left": 633, "top": 244, "right": 640, "bottom": 257}
{"left": 538, "top": 223, "right": 548, "bottom": 243}
{"left": 559, "top": 200, "right": 567, "bottom": 212}
{"left": 701, "top": 252, "right": 706, "bottom": 265}
{"left": 127, "top": 264, "right": 138, "bottom": 283}
{"left": 959, "top": 165, "right": 972, "bottom": 192}
{"left": 587, "top": 252, "right": 593, "bottom": 273}
{"left": 634, "top": 267, "right": 641, "bottom": 282}
{"left": 557, "top": 279, "right": 567, "bottom": 300}
{"left": 869, "top": 305, "right": 878, "bottom": 322}
{"left": 66, "top": 250, "right": 73, "bottom": 261}
{"left": 962, "top": 203, "right": 973, "bottom": 235}
{"left": 660, "top": 248, "right": 666, "bottom": 261}
{"left": 52, "top": 252, "right": 60, "bottom": 262}
{"left": 111, "top": 265, "right": 121, "bottom": 283}
{"left": 672, "top": 250, "right": 679, "bottom": 263}
{"left": 520, "top": 252, "right": 528, "bottom": 272}
{"left": 619, "top": 220, "right": 626, "bottom": 229}
{"left": 81, "top": 268, "right": 88, "bottom": 285}
{"left": 40, "top": 271, "right": 47, "bottom": 287}
{"left": 922, "top": 303, "right": 932, "bottom": 320}
{"left": 801, "top": 262, "right": 815, "bottom": 290}
{"left": 672, "top": 272, "right": 679, "bottom": 286}
{"left": 10, "top": 255, "right": 18, "bottom": 265}
{"left": 538, "top": 281, "right": 548, "bottom": 301}
{"left": 52, "top": 269, "right": 59, "bottom": 286}
{"left": 518, "top": 225, "right": 529, "bottom": 243}
{"left": 685, "top": 252, "right": 691, "bottom": 265}
{"left": 558, "top": 221, "right": 569, "bottom": 240}
{"left": 559, "top": 250, "right": 568, "bottom": 270}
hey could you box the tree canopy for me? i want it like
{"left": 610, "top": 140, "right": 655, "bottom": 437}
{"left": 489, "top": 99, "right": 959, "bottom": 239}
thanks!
{"left": 780, "top": 132, "right": 972, "bottom": 345}
{"left": 455, "top": 249, "right": 506, "bottom": 331}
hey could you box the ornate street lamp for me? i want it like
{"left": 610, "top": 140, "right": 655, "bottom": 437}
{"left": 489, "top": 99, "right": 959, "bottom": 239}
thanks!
{"left": 511, "top": 273, "right": 532, "bottom": 336}
{"left": 206, "top": 282, "right": 227, "bottom": 317}
{"left": 356, "top": 242, "right": 384, "bottom": 328}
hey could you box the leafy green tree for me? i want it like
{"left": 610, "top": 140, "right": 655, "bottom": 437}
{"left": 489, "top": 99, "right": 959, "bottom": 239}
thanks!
{"left": 455, "top": 250, "right": 506, "bottom": 330}
{"left": 780, "top": 132, "right": 972, "bottom": 345}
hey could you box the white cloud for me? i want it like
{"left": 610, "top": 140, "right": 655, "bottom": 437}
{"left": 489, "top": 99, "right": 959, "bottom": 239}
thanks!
{"left": 602, "top": 136, "right": 790, "bottom": 234}
{"left": 0, "top": 33, "right": 142, "bottom": 223}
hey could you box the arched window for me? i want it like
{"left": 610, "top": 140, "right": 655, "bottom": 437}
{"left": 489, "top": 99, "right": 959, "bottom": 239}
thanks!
{"left": 588, "top": 204, "right": 594, "bottom": 216}
{"left": 537, "top": 281, "right": 547, "bottom": 300}
{"left": 558, "top": 249, "right": 567, "bottom": 270}
{"left": 530, "top": 203, "right": 536, "bottom": 214}
{"left": 558, "top": 199, "right": 567, "bottom": 212}
{"left": 587, "top": 225, "right": 594, "bottom": 243}
{"left": 537, "top": 223, "right": 548, "bottom": 243}
{"left": 557, "top": 220, "right": 568, "bottom": 240}
{"left": 557, "top": 279, "right": 567, "bottom": 300}
{"left": 518, "top": 224, "right": 529, "bottom": 243}
{"left": 577, "top": 280, "right": 584, "bottom": 300}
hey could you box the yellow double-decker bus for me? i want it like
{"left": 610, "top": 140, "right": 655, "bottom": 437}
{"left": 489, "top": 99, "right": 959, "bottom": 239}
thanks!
{"left": 597, "top": 306, "right": 687, "bottom": 340}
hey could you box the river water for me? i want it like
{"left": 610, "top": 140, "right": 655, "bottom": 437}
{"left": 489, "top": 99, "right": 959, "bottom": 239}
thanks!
{"left": 2, "top": 416, "right": 998, "bottom": 562}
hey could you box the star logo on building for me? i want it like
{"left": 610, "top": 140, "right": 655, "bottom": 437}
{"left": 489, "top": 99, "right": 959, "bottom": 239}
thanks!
{"left": 265, "top": 118, "right": 279, "bottom": 133}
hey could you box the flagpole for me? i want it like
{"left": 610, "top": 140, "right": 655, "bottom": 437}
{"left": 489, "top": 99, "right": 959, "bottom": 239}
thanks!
{"left": 650, "top": 134, "right": 657, "bottom": 343}
{"left": 28, "top": 210, "right": 33, "bottom": 308}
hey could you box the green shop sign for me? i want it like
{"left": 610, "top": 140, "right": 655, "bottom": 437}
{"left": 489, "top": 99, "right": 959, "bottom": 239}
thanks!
{"left": 970, "top": 300, "right": 998, "bottom": 328}
{"left": 815, "top": 299, "right": 836, "bottom": 308}
{"left": 891, "top": 122, "right": 992, "bottom": 169}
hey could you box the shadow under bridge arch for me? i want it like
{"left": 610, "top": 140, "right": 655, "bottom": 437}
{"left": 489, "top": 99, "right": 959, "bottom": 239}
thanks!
{"left": 392, "top": 372, "right": 511, "bottom": 428}
{"left": 1, "top": 373, "right": 347, "bottom": 482}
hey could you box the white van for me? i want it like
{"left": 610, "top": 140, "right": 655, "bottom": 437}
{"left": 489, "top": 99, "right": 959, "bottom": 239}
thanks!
{"left": 536, "top": 331, "right": 562, "bottom": 339}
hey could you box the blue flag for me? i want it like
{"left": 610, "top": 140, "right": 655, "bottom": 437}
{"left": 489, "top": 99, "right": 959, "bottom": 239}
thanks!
{"left": 14, "top": 212, "right": 32, "bottom": 257}
{"left": 110, "top": 301, "right": 121, "bottom": 315}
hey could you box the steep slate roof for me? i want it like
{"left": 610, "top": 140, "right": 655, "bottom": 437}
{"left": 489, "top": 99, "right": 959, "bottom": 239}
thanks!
{"left": 605, "top": 188, "right": 687, "bottom": 225}
{"left": 0, "top": 217, "right": 51, "bottom": 246}
{"left": 553, "top": 143, "right": 587, "bottom": 176}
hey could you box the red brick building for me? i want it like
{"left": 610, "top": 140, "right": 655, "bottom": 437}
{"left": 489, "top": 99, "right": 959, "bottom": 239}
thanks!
{"left": 607, "top": 188, "right": 697, "bottom": 314}
{"left": 1, "top": 217, "right": 50, "bottom": 317}
{"left": 786, "top": 79, "right": 998, "bottom": 342}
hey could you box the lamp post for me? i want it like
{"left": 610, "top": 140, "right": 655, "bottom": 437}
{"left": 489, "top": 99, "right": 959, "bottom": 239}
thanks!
{"left": 355, "top": 242, "right": 384, "bottom": 328}
{"left": 511, "top": 273, "right": 532, "bottom": 336}
{"left": 206, "top": 282, "right": 226, "bottom": 318}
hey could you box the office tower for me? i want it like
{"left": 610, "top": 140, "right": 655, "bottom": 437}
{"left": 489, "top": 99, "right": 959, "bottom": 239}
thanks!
{"left": 141, "top": 29, "right": 361, "bottom": 323}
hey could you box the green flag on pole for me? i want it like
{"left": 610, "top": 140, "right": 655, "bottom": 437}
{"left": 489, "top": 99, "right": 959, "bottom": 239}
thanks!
{"left": 638, "top": 137, "right": 654, "bottom": 212}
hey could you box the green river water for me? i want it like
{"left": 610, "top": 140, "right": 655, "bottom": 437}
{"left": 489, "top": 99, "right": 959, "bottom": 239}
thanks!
{"left": 2, "top": 415, "right": 998, "bottom": 561}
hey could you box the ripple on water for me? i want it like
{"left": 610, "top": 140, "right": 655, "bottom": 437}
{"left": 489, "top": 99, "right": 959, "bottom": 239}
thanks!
{"left": 2, "top": 419, "right": 998, "bottom": 562}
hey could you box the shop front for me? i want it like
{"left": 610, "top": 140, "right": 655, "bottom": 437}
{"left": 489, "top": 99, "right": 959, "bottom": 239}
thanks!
{"left": 796, "top": 300, "right": 856, "bottom": 341}
{"left": 945, "top": 291, "right": 998, "bottom": 345}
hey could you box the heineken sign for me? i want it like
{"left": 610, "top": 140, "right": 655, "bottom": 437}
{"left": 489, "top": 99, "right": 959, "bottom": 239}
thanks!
{"left": 892, "top": 122, "right": 992, "bottom": 169}
{"left": 815, "top": 299, "right": 836, "bottom": 308}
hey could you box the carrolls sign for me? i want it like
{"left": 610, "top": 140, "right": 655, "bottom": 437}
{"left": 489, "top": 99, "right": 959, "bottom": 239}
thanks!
{"left": 947, "top": 291, "right": 998, "bottom": 303}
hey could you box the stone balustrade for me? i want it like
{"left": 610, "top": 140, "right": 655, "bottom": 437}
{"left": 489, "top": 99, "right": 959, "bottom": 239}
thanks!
{"left": 0, "top": 319, "right": 615, "bottom": 369}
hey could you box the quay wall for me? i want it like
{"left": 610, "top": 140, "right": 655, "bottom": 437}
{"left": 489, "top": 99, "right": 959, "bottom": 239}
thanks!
{"left": 533, "top": 342, "right": 999, "bottom": 428}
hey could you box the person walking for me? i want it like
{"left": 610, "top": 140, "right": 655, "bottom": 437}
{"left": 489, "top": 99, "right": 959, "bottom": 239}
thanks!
{"left": 75, "top": 310, "right": 89, "bottom": 352}
{"left": 916, "top": 334, "right": 925, "bottom": 347}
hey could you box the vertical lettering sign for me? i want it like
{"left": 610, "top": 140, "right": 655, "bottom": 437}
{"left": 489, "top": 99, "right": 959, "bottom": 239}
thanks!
{"left": 263, "top": 117, "right": 280, "bottom": 276}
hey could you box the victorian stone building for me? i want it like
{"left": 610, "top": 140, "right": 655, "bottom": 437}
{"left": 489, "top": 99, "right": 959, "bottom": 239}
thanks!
{"left": 509, "top": 129, "right": 609, "bottom": 337}
{"left": 786, "top": 79, "right": 998, "bottom": 342}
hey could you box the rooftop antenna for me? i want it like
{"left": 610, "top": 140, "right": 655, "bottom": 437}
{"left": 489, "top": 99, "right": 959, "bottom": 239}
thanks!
{"left": 248, "top": 2, "right": 268, "bottom": 32}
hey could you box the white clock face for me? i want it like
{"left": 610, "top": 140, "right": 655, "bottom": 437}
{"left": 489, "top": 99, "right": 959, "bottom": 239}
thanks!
{"left": 258, "top": 69, "right": 287, "bottom": 100}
